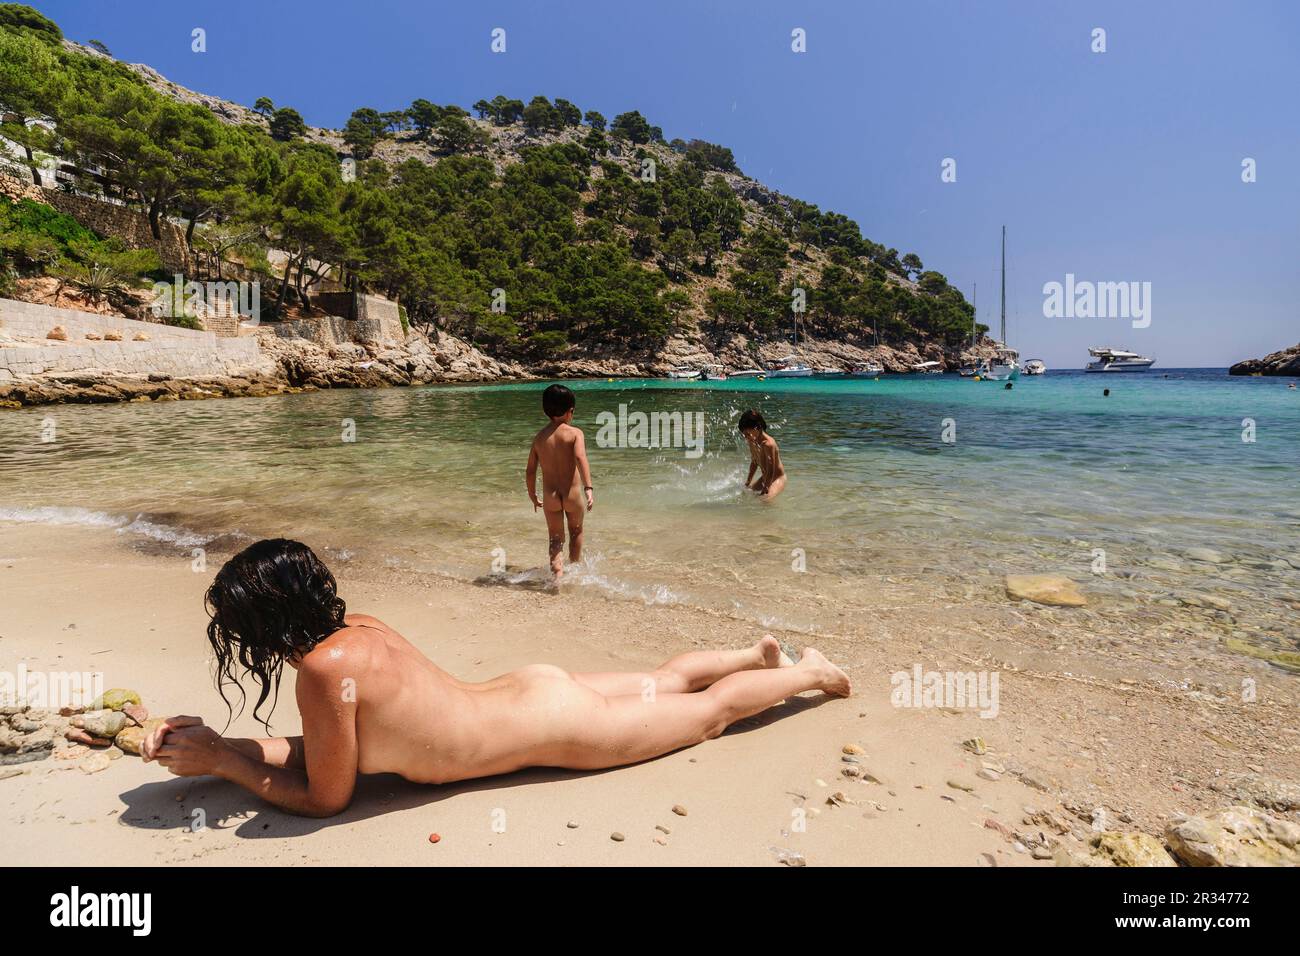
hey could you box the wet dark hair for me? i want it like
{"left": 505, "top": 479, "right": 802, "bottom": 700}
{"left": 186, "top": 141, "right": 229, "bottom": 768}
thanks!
{"left": 542, "top": 383, "right": 576, "bottom": 418}
{"left": 738, "top": 409, "right": 767, "bottom": 433}
{"left": 204, "top": 539, "right": 346, "bottom": 730}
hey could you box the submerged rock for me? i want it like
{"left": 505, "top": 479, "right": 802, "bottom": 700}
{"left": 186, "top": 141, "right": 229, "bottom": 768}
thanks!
{"left": 1005, "top": 574, "right": 1087, "bottom": 607}
{"left": 1165, "top": 806, "right": 1300, "bottom": 866}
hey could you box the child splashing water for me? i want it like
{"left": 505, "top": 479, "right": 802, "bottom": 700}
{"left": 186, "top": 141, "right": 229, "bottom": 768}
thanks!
{"left": 526, "top": 385, "right": 594, "bottom": 578}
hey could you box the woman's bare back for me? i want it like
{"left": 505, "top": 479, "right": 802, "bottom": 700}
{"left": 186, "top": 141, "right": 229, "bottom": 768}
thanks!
{"left": 331, "top": 617, "right": 847, "bottom": 787}
{"left": 339, "top": 616, "right": 599, "bottom": 783}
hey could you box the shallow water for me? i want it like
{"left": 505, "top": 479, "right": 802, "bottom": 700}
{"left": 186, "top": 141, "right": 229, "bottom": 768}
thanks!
{"left": 1, "top": 370, "right": 1297, "bottom": 661}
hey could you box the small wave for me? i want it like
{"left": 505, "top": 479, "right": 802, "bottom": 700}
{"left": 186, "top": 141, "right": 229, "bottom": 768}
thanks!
{"left": 118, "top": 515, "right": 213, "bottom": 548}
{"left": 564, "top": 553, "right": 685, "bottom": 606}
{"left": 1, "top": 504, "right": 217, "bottom": 549}
{"left": 0, "top": 505, "right": 127, "bottom": 529}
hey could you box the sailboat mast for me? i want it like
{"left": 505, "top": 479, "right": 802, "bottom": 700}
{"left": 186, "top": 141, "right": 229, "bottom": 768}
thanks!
{"left": 999, "top": 225, "right": 1006, "bottom": 346}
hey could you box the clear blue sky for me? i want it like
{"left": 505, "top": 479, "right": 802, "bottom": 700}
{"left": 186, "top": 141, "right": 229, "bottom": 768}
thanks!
{"left": 31, "top": 0, "right": 1300, "bottom": 367}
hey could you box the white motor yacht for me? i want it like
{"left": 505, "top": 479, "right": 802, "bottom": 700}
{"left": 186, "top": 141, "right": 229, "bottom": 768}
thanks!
{"left": 1085, "top": 347, "right": 1155, "bottom": 372}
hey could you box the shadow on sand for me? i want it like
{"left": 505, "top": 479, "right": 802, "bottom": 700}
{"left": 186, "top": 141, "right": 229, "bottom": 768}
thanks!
{"left": 114, "top": 693, "right": 833, "bottom": 839}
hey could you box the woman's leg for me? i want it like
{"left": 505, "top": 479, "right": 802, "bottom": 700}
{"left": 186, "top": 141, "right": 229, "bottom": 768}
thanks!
{"left": 556, "top": 648, "right": 851, "bottom": 770}
{"left": 573, "top": 635, "right": 789, "bottom": 697}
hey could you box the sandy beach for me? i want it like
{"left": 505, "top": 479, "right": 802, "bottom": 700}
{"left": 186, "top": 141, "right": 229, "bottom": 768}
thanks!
{"left": 3, "top": 521, "right": 1296, "bottom": 866}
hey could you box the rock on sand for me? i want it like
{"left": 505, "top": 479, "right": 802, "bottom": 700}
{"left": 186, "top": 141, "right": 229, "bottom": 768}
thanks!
{"left": 1165, "top": 806, "right": 1300, "bottom": 867}
{"left": 1054, "top": 832, "right": 1177, "bottom": 867}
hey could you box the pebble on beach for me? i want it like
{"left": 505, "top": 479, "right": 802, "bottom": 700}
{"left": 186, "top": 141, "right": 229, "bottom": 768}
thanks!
{"left": 671, "top": 804, "right": 687, "bottom": 816}
{"left": 427, "top": 833, "right": 441, "bottom": 844}
{"left": 610, "top": 832, "right": 625, "bottom": 842}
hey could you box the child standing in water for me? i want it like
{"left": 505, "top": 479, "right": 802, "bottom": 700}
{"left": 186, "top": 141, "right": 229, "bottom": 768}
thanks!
{"left": 739, "top": 409, "right": 786, "bottom": 499}
{"left": 526, "top": 384, "right": 594, "bottom": 577}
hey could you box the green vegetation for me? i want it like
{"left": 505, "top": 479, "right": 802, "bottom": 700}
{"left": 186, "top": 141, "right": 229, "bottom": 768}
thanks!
{"left": 0, "top": 5, "right": 983, "bottom": 356}
{"left": 0, "top": 197, "right": 161, "bottom": 310}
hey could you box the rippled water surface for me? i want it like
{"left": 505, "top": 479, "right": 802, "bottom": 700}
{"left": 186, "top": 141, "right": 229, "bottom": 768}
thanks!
{"left": 2, "top": 370, "right": 1297, "bottom": 654}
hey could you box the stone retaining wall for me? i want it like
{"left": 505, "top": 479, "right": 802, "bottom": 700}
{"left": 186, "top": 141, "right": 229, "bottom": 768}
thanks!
{"left": 314, "top": 292, "right": 406, "bottom": 345}
{"left": 0, "top": 298, "right": 273, "bottom": 383}
{"left": 0, "top": 172, "right": 189, "bottom": 273}
{"left": 258, "top": 315, "right": 352, "bottom": 347}
{"left": 0, "top": 298, "right": 206, "bottom": 342}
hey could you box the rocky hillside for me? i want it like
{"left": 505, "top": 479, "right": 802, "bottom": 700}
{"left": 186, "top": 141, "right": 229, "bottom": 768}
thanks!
{"left": 89, "top": 41, "right": 990, "bottom": 373}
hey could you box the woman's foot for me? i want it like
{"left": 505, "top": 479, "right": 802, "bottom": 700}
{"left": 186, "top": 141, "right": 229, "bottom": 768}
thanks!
{"left": 757, "top": 634, "right": 784, "bottom": 669}
{"left": 799, "top": 647, "right": 852, "bottom": 697}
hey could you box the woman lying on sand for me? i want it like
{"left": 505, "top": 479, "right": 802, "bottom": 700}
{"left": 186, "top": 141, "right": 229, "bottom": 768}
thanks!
{"left": 142, "top": 539, "right": 851, "bottom": 817}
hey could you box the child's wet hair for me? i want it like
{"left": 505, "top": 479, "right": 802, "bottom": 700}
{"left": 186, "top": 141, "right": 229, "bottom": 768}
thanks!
{"left": 542, "top": 384, "right": 576, "bottom": 418}
{"left": 738, "top": 409, "right": 766, "bottom": 433}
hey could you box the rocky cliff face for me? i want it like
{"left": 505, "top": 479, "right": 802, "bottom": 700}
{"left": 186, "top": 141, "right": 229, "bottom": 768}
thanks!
{"left": 258, "top": 328, "right": 522, "bottom": 390}
{"left": 1229, "top": 342, "right": 1300, "bottom": 376}
{"left": 537, "top": 330, "right": 999, "bottom": 378}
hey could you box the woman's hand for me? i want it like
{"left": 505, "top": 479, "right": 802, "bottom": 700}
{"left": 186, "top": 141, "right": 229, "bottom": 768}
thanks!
{"left": 142, "top": 715, "right": 230, "bottom": 777}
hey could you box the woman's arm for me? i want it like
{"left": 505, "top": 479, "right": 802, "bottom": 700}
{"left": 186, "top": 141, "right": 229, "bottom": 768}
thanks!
{"left": 147, "top": 644, "right": 361, "bottom": 817}
{"left": 225, "top": 735, "right": 305, "bottom": 769}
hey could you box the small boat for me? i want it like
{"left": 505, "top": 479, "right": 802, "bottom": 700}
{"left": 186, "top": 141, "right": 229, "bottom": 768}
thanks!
{"left": 698, "top": 364, "right": 727, "bottom": 381}
{"left": 727, "top": 368, "right": 765, "bottom": 379}
{"left": 1023, "top": 359, "right": 1047, "bottom": 375}
{"left": 666, "top": 366, "right": 700, "bottom": 380}
{"left": 848, "top": 362, "right": 884, "bottom": 378}
{"left": 982, "top": 347, "right": 1020, "bottom": 381}
{"left": 812, "top": 366, "right": 846, "bottom": 378}
{"left": 768, "top": 356, "right": 813, "bottom": 377}
{"left": 959, "top": 362, "right": 980, "bottom": 377}
{"left": 910, "top": 360, "right": 943, "bottom": 374}
{"left": 1085, "top": 347, "right": 1155, "bottom": 372}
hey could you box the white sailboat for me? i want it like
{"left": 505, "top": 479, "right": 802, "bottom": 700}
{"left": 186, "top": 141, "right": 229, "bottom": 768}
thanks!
{"left": 768, "top": 307, "right": 812, "bottom": 377}
{"left": 983, "top": 225, "right": 1020, "bottom": 381}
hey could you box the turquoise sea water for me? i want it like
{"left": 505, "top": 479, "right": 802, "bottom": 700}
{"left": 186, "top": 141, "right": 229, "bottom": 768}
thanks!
{"left": 1, "top": 370, "right": 1297, "bottom": 658}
